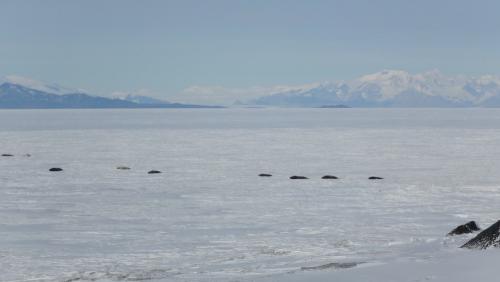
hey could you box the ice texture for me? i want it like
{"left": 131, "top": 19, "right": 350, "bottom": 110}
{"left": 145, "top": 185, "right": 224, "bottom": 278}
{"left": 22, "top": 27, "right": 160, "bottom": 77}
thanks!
{"left": 1, "top": 108, "right": 500, "bottom": 281}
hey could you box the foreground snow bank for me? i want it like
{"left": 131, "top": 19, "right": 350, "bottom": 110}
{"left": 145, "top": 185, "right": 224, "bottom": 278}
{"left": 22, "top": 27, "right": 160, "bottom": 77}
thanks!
{"left": 263, "top": 248, "right": 500, "bottom": 282}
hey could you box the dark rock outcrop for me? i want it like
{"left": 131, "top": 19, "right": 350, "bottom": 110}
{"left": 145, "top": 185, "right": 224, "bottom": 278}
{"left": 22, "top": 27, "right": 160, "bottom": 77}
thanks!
{"left": 448, "top": 221, "right": 480, "bottom": 236}
{"left": 461, "top": 220, "right": 500, "bottom": 249}
{"left": 290, "top": 176, "right": 308, "bottom": 179}
{"left": 368, "top": 176, "right": 384, "bottom": 180}
{"left": 49, "top": 168, "right": 63, "bottom": 172}
{"left": 322, "top": 175, "right": 339, "bottom": 179}
{"left": 1, "top": 154, "right": 13, "bottom": 157}
{"left": 148, "top": 170, "right": 162, "bottom": 174}
{"left": 259, "top": 173, "right": 272, "bottom": 177}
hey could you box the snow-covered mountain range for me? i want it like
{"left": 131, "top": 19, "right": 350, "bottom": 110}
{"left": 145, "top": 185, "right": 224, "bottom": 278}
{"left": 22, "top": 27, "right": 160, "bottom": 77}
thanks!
{"left": 0, "top": 76, "right": 220, "bottom": 109}
{"left": 249, "top": 70, "right": 500, "bottom": 107}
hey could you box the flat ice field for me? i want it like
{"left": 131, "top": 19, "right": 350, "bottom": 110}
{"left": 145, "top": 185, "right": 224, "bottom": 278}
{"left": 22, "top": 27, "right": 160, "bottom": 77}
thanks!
{"left": 1, "top": 108, "right": 500, "bottom": 282}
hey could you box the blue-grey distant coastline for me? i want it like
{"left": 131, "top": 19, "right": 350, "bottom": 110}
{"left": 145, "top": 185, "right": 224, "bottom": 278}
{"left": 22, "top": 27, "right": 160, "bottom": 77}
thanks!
{"left": 0, "top": 82, "right": 221, "bottom": 109}
{"left": 5, "top": 70, "right": 500, "bottom": 108}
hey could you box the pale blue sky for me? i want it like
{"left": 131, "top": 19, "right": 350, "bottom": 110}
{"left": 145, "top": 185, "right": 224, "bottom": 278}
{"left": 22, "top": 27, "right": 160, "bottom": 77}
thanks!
{"left": 1, "top": 0, "right": 499, "bottom": 100}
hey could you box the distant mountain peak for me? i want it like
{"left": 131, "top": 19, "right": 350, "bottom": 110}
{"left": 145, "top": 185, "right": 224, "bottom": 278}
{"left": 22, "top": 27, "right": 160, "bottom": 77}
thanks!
{"left": 3, "top": 75, "right": 87, "bottom": 95}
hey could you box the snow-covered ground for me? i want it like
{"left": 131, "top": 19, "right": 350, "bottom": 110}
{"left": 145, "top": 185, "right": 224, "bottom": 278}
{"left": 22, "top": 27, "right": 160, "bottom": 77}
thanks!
{"left": 266, "top": 249, "right": 500, "bottom": 282}
{"left": 1, "top": 108, "right": 500, "bottom": 282}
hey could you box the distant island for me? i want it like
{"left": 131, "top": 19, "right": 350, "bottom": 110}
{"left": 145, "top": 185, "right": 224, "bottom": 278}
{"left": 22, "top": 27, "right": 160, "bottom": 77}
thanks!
{"left": 0, "top": 82, "right": 222, "bottom": 109}
{"left": 318, "top": 105, "right": 351, "bottom": 108}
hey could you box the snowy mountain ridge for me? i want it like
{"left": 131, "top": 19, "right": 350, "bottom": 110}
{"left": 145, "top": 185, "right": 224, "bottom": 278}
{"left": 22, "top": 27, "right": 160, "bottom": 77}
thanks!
{"left": 2, "top": 75, "right": 87, "bottom": 95}
{"left": 0, "top": 77, "right": 221, "bottom": 109}
{"left": 250, "top": 70, "right": 500, "bottom": 107}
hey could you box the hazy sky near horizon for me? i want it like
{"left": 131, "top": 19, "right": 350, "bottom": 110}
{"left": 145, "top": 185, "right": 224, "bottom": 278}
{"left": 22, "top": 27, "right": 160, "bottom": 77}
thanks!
{"left": 1, "top": 0, "right": 500, "bottom": 101}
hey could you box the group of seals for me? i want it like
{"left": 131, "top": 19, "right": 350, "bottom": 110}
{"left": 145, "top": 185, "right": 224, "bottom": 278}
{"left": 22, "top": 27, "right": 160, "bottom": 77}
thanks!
{"left": 47, "top": 167, "right": 162, "bottom": 174}
{"left": 1, "top": 155, "right": 161, "bottom": 174}
{"left": 259, "top": 174, "right": 384, "bottom": 180}
{"left": 4, "top": 153, "right": 383, "bottom": 179}
{"left": 47, "top": 166, "right": 161, "bottom": 174}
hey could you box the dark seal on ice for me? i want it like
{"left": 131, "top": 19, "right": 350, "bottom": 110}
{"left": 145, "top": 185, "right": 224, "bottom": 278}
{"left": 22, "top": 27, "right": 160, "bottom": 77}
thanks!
{"left": 49, "top": 168, "right": 63, "bottom": 172}
{"left": 368, "top": 176, "right": 384, "bottom": 180}
{"left": 148, "top": 170, "right": 162, "bottom": 174}
{"left": 290, "top": 176, "right": 308, "bottom": 179}
{"left": 117, "top": 166, "right": 131, "bottom": 170}
{"left": 1, "top": 154, "right": 13, "bottom": 157}
{"left": 448, "top": 221, "right": 480, "bottom": 236}
{"left": 461, "top": 220, "right": 500, "bottom": 249}
{"left": 321, "top": 175, "right": 339, "bottom": 179}
{"left": 259, "top": 173, "right": 272, "bottom": 177}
